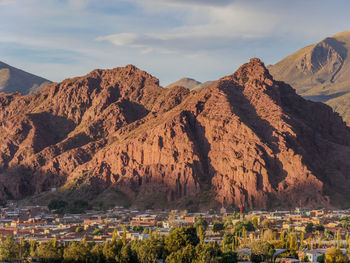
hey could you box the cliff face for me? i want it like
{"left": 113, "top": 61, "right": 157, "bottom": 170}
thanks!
{"left": 1, "top": 59, "right": 350, "bottom": 209}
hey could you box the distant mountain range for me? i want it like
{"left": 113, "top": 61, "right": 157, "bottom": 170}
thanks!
{"left": 166, "top": 77, "right": 216, "bottom": 91}
{"left": 0, "top": 61, "right": 51, "bottom": 94}
{"left": 1, "top": 59, "right": 350, "bottom": 210}
{"left": 269, "top": 30, "right": 350, "bottom": 122}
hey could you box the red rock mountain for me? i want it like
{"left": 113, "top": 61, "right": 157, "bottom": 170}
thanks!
{"left": 1, "top": 59, "right": 350, "bottom": 209}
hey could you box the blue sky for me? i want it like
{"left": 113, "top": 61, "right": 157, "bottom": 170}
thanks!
{"left": 1, "top": 0, "right": 350, "bottom": 85}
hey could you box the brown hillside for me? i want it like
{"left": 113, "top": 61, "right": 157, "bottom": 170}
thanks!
{"left": 269, "top": 30, "right": 350, "bottom": 122}
{"left": 1, "top": 59, "right": 350, "bottom": 209}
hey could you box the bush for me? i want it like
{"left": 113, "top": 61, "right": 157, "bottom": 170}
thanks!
{"left": 165, "top": 227, "right": 199, "bottom": 253}
{"left": 213, "top": 222, "right": 225, "bottom": 233}
{"left": 325, "top": 247, "right": 347, "bottom": 263}
{"left": 75, "top": 227, "right": 84, "bottom": 233}
{"left": 234, "top": 220, "right": 255, "bottom": 234}
{"left": 48, "top": 199, "right": 68, "bottom": 211}
{"left": 305, "top": 223, "right": 314, "bottom": 233}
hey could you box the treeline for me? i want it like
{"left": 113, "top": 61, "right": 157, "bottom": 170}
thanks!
{"left": 48, "top": 199, "right": 91, "bottom": 214}
{"left": 0, "top": 226, "right": 237, "bottom": 263}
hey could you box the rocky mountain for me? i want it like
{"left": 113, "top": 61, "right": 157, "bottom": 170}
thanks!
{"left": 0, "top": 61, "right": 51, "bottom": 94}
{"left": 1, "top": 59, "right": 350, "bottom": 210}
{"left": 268, "top": 30, "right": 350, "bottom": 122}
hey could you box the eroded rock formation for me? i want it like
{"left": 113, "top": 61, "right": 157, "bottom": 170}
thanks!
{"left": 0, "top": 59, "right": 350, "bottom": 209}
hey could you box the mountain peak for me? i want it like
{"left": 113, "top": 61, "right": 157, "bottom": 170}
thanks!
{"left": 0, "top": 60, "right": 51, "bottom": 94}
{"left": 1, "top": 61, "right": 350, "bottom": 209}
{"left": 268, "top": 30, "right": 350, "bottom": 122}
{"left": 232, "top": 58, "right": 273, "bottom": 86}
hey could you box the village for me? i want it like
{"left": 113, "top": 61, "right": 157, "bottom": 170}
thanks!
{"left": 0, "top": 199, "right": 350, "bottom": 263}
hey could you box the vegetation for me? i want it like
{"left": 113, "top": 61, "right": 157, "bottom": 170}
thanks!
{"left": 249, "top": 240, "right": 275, "bottom": 263}
{"left": 233, "top": 220, "right": 255, "bottom": 234}
{"left": 0, "top": 210, "right": 349, "bottom": 263}
{"left": 325, "top": 247, "right": 347, "bottom": 263}
{"left": 48, "top": 199, "right": 91, "bottom": 214}
{"left": 340, "top": 216, "right": 350, "bottom": 231}
{"left": 213, "top": 222, "right": 225, "bottom": 233}
{"left": 305, "top": 223, "right": 314, "bottom": 233}
{"left": 0, "top": 226, "right": 240, "bottom": 263}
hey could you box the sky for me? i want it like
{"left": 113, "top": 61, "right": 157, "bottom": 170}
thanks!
{"left": 0, "top": 0, "right": 350, "bottom": 86}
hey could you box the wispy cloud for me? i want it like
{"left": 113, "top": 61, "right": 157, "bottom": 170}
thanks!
{"left": 1, "top": 0, "right": 350, "bottom": 85}
{"left": 97, "top": 2, "right": 278, "bottom": 54}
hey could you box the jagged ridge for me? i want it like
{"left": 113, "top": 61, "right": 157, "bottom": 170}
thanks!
{"left": 0, "top": 59, "right": 350, "bottom": 209}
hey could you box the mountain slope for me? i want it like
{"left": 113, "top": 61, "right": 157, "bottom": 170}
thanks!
{"left": 268, "top": 30, "right": 350, "bottom": 122}
{"left": 1, "top": 59, "right": 350, "bottom": 209}
{"left": 166, "top": 77, "right": 201, "bottom": 90}
{"left": 192, "top": 81, "right": 216, "bottom": 91}
{"left": 0, "top": 61, "right": 51, "bottom": 94}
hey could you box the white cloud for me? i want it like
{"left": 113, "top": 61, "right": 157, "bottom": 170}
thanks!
{"left": 1, "top": 0, "right": 350, "bottom": 85}
{"left": 96, "top": 33, "right": 139, "bottom": 47}
{"left": 97, "top": 2, "right": 278, "bottom": 53}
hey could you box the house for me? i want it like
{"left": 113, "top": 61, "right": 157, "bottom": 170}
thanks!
{"left": 298, "top": 249, "right": 327, "bottom": 262}
{"left": 130, "top": 214, "right": 157, "bottom": 227}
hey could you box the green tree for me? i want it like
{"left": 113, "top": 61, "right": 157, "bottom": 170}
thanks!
{"left": 222, "top": 234, "right": 234, "bottom": 252}
{"left": 18, "top": 237, "right": 30, "bottom": 261}
{"left": 252, "top": 217, "right": 259, "bottom": 229}
{"left": 63, "top": 241, "right": 92, "bottom": 263}
{"left": 76, "top": 226, "right": 84, "bottom": 233}
{"left": 280, "top": 231, "right": 286, "bottom": 248}
{"left": 217, "top": 251, "right": 238, "bottom": 263}
{"left": 325, "top": 231, "right": 335, "bottom": 240}
{"left": 93, "top": 228, "right": 103, "bottom": 236}
{"left": 48, "top": 199, "right": 68, "bottom": 210}
{"left": 122, "top": 226, "right": 127, "bottom": 245}
{"left": 135, "top": 239, "right": 166, "bottom": 263}
{"left": 90, "top": 243, "right": 105, "bottom": 263}
{"left": 166, "top": 244, "right": 196, "bottom": 263}
{"left": 103, "top": 239, "right": 123, "bottom": 262}
{"left": 317, "top": 254, "right": 325, "bottom": 263}
{"left": 29, "top": 239, "right": 37, "bottom": 258}
{"left": 232, "top": 212, "right": 240, "bottom": 220}
{"left": 340, "top": 216, "right": 350, "bottom": 231}
{"left": 132, "top": 225, "right": 144, "bottom": 233}
{"left": 194, "top": 219, "right": 208, "bottom": 231}
{"left": 35, "top": 240, "right": 63, "bottom": 263}
{"left": 195, "top": 243, "right": 220, "bottom": 263}
{"left": 233, "top": 220, "right": 254, "bottom": 234}
{"left": 165, "top": 226, "right": 199, "bottom": 253}
{"left": 336, "top": 230, "right": 342, "bottom": 248}
{"left": 325, "top": 247, "right": 346, "bottom": 263}
{"left": 116, "top": 243, "right": 138, "bottom": 263}
{"left": 213, "top": 222, "right": 225, "bottom": 233}
{"left": 315, "top": 224, "right": 325, "bottom": 232}
{"left": 0, "top": 235, "right": 18, "bottom": 263}
{"left": 249, "top": 240, "right": 275, "bottom": 263}
{"left": 68, "top": 199, "right": 91, "bottom": 214}
{"left": 300, "top": 232, "right": 305, "bottom": 249}
{"left": 305, "top": 223, "right": 314, "bottom": 233}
